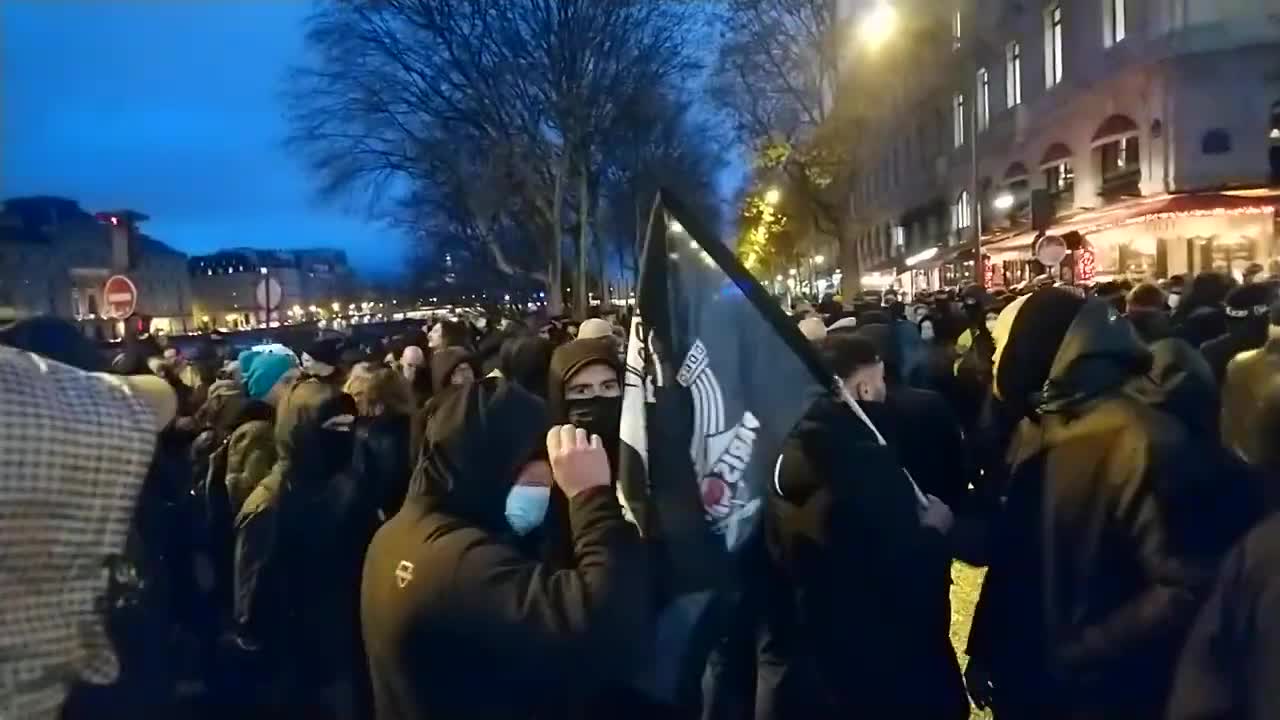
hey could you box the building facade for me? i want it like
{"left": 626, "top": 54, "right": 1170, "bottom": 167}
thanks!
{"left": 847, "top": 0, "right": 1280, "bottom": 294}
{"left": 189, "top": 247, "right": 355, "bottom": 330}
{"left": 0, "top": 196, "right": 193, "bottom": 338}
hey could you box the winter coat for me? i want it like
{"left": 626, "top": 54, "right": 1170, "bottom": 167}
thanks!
{"left": 1221, "top": 334, "right": 1280, "bottom": 466}
{"left": 353, "top": 412, "right": 413, "bottom": 520}
{"left": 866, "top": 386, "right": 972, "bottom": 511}
{"left": 968, "top": 299, "right": 1202, "bottom": 718}
{"left": 1126, "top": 339, "right": 1263, "bottom": 564}
{"left": 360, "top": 379, "right": 650, "bottom": 720}
{"left": 763, "top": 395, "right": 968, "bottom": 719}
{"left": 1201, "top": 331, "right": 1262, "bottom": 386}
{"left": 1176, "top": 305, "right": 1228, "bottom": 350}
{"left": 1127, "top": 309, "right": 1173, "bottom": 344}
{"left": 225, "top": 418, "right": 275, "bottom": 515}
{"left": 1167, "top": 513, "right": 1280, "bottom": 720}
{"left": 230, "top": 379, "right": 375, "bottom": 689}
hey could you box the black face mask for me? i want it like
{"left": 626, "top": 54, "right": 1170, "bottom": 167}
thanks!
{"left": 566, "top": 396, "right": 622, "bottom": 442}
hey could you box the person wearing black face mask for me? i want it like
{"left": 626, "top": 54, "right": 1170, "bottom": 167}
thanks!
{"left": 547, "top": 339, "right": 624, "bottom": 470}
{"left": 228, "top": 380, "right": 378, "bottom": 716}
{"left": 1200, "top": 282, "right": 1277, "bottom": 384}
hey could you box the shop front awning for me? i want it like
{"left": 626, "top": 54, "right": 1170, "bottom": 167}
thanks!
{"left": 980, "top": 190, "right": 1280, "bottom": 259}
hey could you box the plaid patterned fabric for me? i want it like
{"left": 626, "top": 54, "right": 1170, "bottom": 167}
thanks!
{"left": 0, "top": 348, "right": 158, "bottom": 720}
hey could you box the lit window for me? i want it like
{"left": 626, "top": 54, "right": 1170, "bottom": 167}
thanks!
{"left": 953, "top": 92, "right": 966, "bottom": 148}
{"left": 977, "top": 68, "right": 991, "bottom": 131}
{"left": 952, "top": 9, "right": 962, "bottom": 50}
{"left": 1005, "top": 42, "right": 1023, "bottom": 107}
{"left": 1045, "top": 161, "right": 1075, "bottom": 196}
{"left": 1104, "top": 0, "right": 1126, "bottom": 47}
{"left": 954, "top": 191, "right": 973, "bottom": 229}
{"left": 1044, "top": 2, "right": 1064, "bottom": 88}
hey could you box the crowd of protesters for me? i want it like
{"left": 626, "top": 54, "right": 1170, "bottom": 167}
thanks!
{"left": 5, "top": 267, "right": 1280, "bottom": 720}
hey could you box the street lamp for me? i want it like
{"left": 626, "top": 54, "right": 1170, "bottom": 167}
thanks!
{"left": 763, "top": 187, "right": 781, "bottom": 206}
{"left": 993, "top": 192, "right": 1015, "bottom": 211}
{"left": 814, "top": 255, "right": 826, "bottom": 265}
{"left": 859, "top": 1, "right": 899, "bottom": 52}
{"left": 789, "top": 268, "right": 798, "bottom": 276}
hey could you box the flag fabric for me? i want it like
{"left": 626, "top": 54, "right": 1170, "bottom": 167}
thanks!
{"left": 617, "top": 190, "right": 891, "bottom": 701}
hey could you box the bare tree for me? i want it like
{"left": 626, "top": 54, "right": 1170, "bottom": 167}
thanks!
{"left": 286, "top": 0, "right": 698, "bottom": 316}
{"left": 713, "top": 0, "right": 862, "bottom": 290}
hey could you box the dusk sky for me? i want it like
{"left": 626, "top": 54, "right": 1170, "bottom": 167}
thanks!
{"left": 3, "top": 1, "right": 404, "bottom": 275}
{"left": 3, "top": 2, "right": 745, "bottom": 279}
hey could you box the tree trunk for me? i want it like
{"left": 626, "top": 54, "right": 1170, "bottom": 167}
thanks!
{"left": 548, "top": 152, "right": 566, "bottom": 316}
{"left": 575, "top": 164, "right": 590, "bottom": 318}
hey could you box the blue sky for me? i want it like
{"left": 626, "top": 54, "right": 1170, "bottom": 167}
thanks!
{"left": 3, "top": 2, "right": 746, "bottom": 277}
{"left": 2, "top": 1, "right": 403, "bottom": 275}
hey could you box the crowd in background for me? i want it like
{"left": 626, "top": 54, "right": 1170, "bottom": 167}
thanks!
{"left": 5, "top": 267, "right": 1280, "bottom": 719}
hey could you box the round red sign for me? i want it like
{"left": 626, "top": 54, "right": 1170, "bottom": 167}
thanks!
{"left": 103, "top": 275, "right": 138, "bottom": 320}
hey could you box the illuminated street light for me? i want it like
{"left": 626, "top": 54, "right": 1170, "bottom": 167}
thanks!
{"left": 993, "top": 192, "right": 1016, "bottom": 210}
{"left": 763, "top": 187, "right": 781, "bottom": 206}
{"left": 331, "top": 302, "right": 341, "bottom": 312}
{"left": 775, "top": 275, "right": 784, "bottom": 283}
{"left": 859, "top": 1, "right": 899, "bottom": 51}
{"left": 814, "top": 255, "right": 826, "bottom": 265}
{"left": 789, "top": 268, "right": 798, "bottom": 276}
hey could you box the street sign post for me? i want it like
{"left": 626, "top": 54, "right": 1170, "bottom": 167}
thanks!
{"left": 255, "top": 276, "right": 283, "bottom": 323}
{"left": 103, "top": 275, "right": 138, "bottom": 320}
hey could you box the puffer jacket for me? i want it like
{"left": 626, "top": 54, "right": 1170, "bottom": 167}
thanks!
{"left": 225, "top": 418, "right": 275, "bottom": 515}
{"left": 969, "top": 299, "right": 1203, "bottom": 719}
{"left": 1221, "top": 331, "right": 1280, "bottom": 466}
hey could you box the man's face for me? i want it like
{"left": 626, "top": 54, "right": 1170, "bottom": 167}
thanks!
{"left": 844, "top": 361, "right": 887, "bottom": 403}
{"left": 565, "top": 362, "right": 621, "bottom": 401}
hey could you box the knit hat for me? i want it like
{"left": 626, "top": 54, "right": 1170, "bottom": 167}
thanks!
{"left": 577, "top": 318, "right": 614, "bottom": 340}
{"left": 1224, "top": 282, "right": 1276, "bottom": 319}
{"left": 992, "top": 288, "right": 1086, "bottom": 413}
{"left": 302, "top": 337, "right": 344, "bottom": 378}
{"left": 798, "top": 316, "right": 828, "bottom": 342}
{"left": 237, "top": 350, "right": 262, "bottom": 378}
{"left": 245, "top": 352, "right": 297, "bottom": 400}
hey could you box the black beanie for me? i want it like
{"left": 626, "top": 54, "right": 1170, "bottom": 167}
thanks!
{"left": 994, "top": 288, "right": 1086, "bottom": 415}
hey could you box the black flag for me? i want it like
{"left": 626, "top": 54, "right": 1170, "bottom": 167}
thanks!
{"left": 617, "top": 190, "right": 896, "bottom": 701}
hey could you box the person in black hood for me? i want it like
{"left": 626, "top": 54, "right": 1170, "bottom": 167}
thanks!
{"left": 360, "top": 379, "right": 649, "bottom": 720}
{"left": 965, "top": 289, "right": 1201, "bottom": 719}
{"left": 1173, "top": 271, "right": 1232, "bottom": 348}
{"left": 228, "top": 380, "right": 377, "bottom": 715}
{"left": 500, "top": 335, "right": 555, "bottom": 400}
{"left": 547, "top": 338, "right": 623, "bottom": 465}
{"left": 763, "top": 380, "right": 964, "bottom": 719}
{"left": 1200, "top": 282, "right": 1277, "bottom": 383}
{"left": 430, "top": 346, "right": 477, "bottom": 393}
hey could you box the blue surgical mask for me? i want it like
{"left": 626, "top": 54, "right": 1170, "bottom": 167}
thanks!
{"left": 504, "top": 485, "right": 550, "bottom": 536}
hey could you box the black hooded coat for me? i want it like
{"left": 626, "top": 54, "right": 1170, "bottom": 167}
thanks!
{"left": 762, "top": 394, "right": 968, "bottom": 719}
{"left": 968, "top": 295, "right": 1202, "bottom": 719}
{"left": 359, "top": 379, "right": 649, "bottom": 720}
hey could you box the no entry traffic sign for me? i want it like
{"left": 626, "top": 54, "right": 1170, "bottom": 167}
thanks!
{"left": 103, "top": 275, "right": 138, "bottom": 320}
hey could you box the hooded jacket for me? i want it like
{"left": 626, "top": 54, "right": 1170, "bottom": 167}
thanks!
{"left": 231, "top": 379, "right": 375, "bottom": 683}
{"left": 764, "top": 395, "right": 968, "bottom": 719}
{"left": 1167, "top": 513, "right": 1280, "bottom": 720}
{"left": 499, "top": 335, "right": 554, "bottom": 400}
{"left": 970, "top": 296, "right": 1201, "bottom": 717}
{"left": 360, "top": 379, "right": 649, "bottom": 720}
{"left": 430, "top": 347, "right": 474, "bottom": 393}
{"left": 1221, "top": 328, "right": 1280, "bottom": 465}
